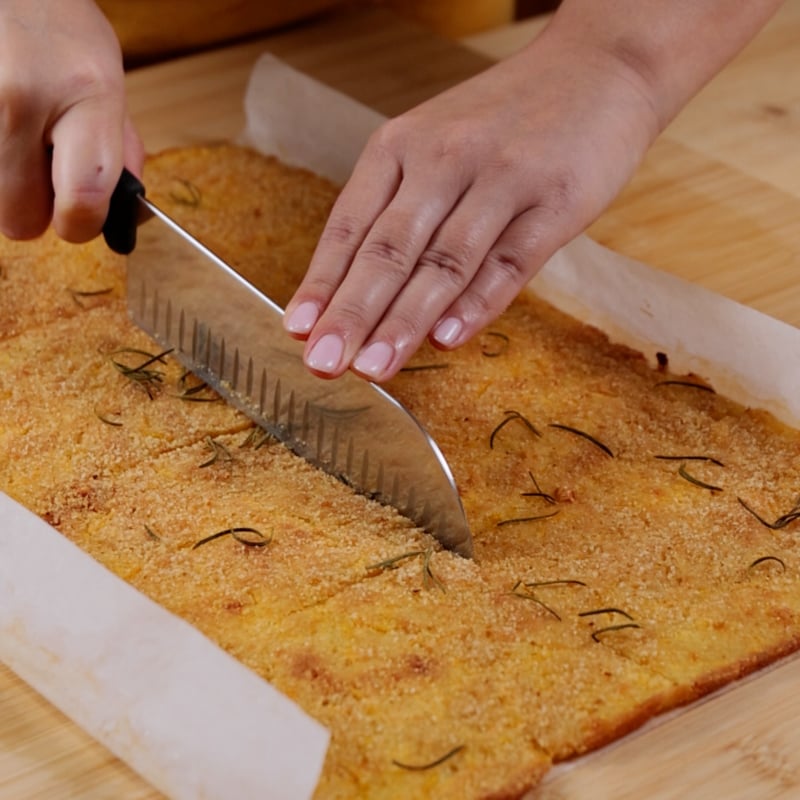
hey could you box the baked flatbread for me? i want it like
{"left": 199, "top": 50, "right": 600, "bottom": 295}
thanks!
{"left": 2, "top": 144, "right": 799, "bottom": 798}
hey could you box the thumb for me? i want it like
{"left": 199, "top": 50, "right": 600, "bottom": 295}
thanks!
{"left": 122, "top": 114, "right": 145, "bottom": 179}
{"left": 49, "top": 93, "right": 125, "bottom": 243}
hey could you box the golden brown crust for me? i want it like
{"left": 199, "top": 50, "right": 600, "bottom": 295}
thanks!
{"left": 142, "top": 144, "right": 339, "bottom": 308}
{"left": 3, "top": 143, "right": 800, "bottom": 798}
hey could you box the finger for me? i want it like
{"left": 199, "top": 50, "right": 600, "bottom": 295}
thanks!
{"left": 283, "top": 143, "right": 402, "bottom": 338}
{"left": 299, "top": 166, "right": 467, "bottom": 379}
{"left": 0, "top": 90, "right": 52, "bottom": 239}
{"left": 350, "top": 183, "right": 517, "bottom": 380}
{"left": 122, "top": 114, "right": 145, "bottom": 178}
{"left": 49, "top": 93, "right": 125, "bottom": 243}
{"left": 430, "top": 207, "right": 572, "bottom": 350}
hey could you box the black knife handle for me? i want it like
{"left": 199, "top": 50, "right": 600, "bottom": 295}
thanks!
{"left": 102, "top": 167, "right": 145, "bottom": 255}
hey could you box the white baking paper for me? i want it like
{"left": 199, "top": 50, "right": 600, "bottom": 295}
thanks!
{"left": 535, "top": 235, "right": 800, "bottom": 427}
{"left": 3, "top": 50, "right": 800, "bottom": 800}
{"left": 241, "top": 53, "right": 385, "bottom": 186}
{"left": 0, "top": 501, "right": 328, "bottom": 800}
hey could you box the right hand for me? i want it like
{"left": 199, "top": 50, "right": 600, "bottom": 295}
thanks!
{"left": 0, "top": 0, "right": 143, "bottom": 243}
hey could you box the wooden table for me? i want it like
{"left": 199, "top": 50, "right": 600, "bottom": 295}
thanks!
{"left": 2, "top": 4, "right": 800, "bottom": 798}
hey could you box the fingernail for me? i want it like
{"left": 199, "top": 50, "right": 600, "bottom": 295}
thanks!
{"left": 307, "top": 333, "right": 344, "bottom": 374}
{"left": 285, "top": 301, "right": 319, "bottom": 335}
{"left": 353, "top": 341, "right": 394, "bottom": 379}
{"left": 433, "top": 317, "right": 462, "bottom": 346}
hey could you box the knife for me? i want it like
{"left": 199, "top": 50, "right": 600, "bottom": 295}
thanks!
{"left": 103, "top": 169, "right": 472, "bottom": 557}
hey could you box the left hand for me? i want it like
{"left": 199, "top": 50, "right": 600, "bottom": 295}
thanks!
{"left": 282, "top": 29, "right": 660, "bottom": 381}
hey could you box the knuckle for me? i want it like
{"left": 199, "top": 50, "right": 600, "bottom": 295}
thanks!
{"left": 367, "top": 117, "right": 412, "bottom": 155}
{"left": 379, "top": 307, "right": 428, "bottom": 344}
{"left": 0, "top": 81, "right": 36, "bottom": 138}
{"left": 483, "top": 246, "right": 530, "bottom": 286}
{"left": 437, "top": 121, "right": 482, "bottom": 160}
{"left": 464, "top": 286, "right": 495, "bottom": 320}
{"left": 57, "top": 161, "right": 120, "bottom": 227}
{"left": 538, "top": 165, "right": 583, "bottom": 218}
{"left": 487, "top": 146, "right": 516, "bottom": 172}
{"left": 327, "top": 299, "right": 374, "bottom": 335}
{"left": 373, "top": 115, "right": 483, "bottom": 169}
{"left": 458, "top": 285, "right": 511, "bottom": 330}
{"left": 358, "top": 235, "right": 414, "bottom": 278}
{"left": 63, "top": 181, "right": 108, "bottom": 213}
{"left": 416, "top": 246, "right": 470, "bottom": 287}
{"left": 302, "top": 272, "right": 341, "bottom": 300}
{"left": 319, "top": 214, "right": 362, "bottom": 249}
{"left": 63, "top": 58, "right": 123, "bottom": 101}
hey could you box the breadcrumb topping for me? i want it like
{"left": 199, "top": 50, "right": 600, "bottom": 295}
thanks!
{"left": 2, "top": 144, "right": 800, "bottom": 799}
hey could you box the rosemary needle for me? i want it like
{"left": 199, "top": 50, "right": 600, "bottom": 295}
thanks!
{"left": 69, "top": 287, "right": 113, "bottom": 308}
{"left": 392, "top": 744, "right": 465, "bottom": 771}
{"left": 579, "top": 607, "right": 635, "bottom": 621}
{"left": 511, "top": 579, "right": 587, "bottom": 621}
{"left": 192, "top": 527, "right": 271, "bottom": 550}
{"left": 175, "top": 371, "right": 219, "bottom": 402}
{"left": 521, "top": 471, "right": 556, "bottom": 504}
{"left": 677, "top": 464, "right": 722, "bottom": 492}
{"left": 591, "top": 623, "right": 641, "bottom": 642}
{"left": 144, "top": 524, "right": 161, "bottom": 541}
{"left": 422, "top": 548, "right": 446, "bottom": 593}
{"left": 109, "top": 347, "right": 173, "bottom": 399}
{"left": 168, "top": 178, "right": 202, "bottom": 207}
{"left": 748, "top": 555, "right": 786, "bottom": 573}
{"left": 366, "top": 550, "right": 426, "bottom": 571}
{"left": 510, "top": 582, "right": 561, "bottom": 620}
{"left": 654, "top": 379, "right": 715, "bottom": 393}
{"left": 199, "top": 436, "right": 233, "bottom": 468}
{"left": 738, "top": 497, "right": 800, "bottom": 530}
{"left": 109, "top": 347, "right": 172, "bottom": 368}
{"left": 366, "top": 548, "right": 445, "bottom": 592}
{"left": 489, "top": 410, "right": 541, "bottom": 449}
{"left": 523, "top": 579, "right": 587, "bottom": 589}
{"left": 94, "top": 407, "right": 123, "bottom": 427}
{"left": 240, "top": 426, "right": 274, "bottom": 449}
{"left": 655, "top": 454, "right": 725, "bottom": 468}
{"left": 400, "top": 363, "right": 450, "bottom": 372}
{"left": 480, "top": 331, "right": 510, "bottom": 357}
{"left": 548, "top": 423, "right": 614, "bottom": 458}
{"left": 497, "top": 511, "right": 559, "bottom": 527}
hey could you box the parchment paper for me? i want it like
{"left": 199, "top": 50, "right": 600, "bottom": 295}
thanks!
{"left": 3, "top": 52, "right": 800, "bottom": 800}
{"left": 0, "top": 504, "right": 328, "bottom": 800}
{"left": 536, "top": 235, "right": 800, "bottom": 427}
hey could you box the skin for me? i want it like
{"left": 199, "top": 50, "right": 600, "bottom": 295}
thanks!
{"left": 0, "top": 0, "right": 783, "bottom": 377}
{"left": 285, "top": 0, "right": 785, "bottom": 381}
{"left": 0, "top": 0, "right": 143, "bottom": 242}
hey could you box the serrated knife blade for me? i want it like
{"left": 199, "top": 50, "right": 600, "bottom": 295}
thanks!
{"left": 103, "top": 171, "right": 472, "bottom": 557}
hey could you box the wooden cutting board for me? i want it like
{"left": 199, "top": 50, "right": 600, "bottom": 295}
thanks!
{"left": 2, "top": 4, "right": 800, "bottom": 798}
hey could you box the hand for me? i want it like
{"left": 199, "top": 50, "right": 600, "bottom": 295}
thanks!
{"left": 284, "top": 0, "right": 782, "bottom": 383}
{"left": 0, "top": 0, "right": 143, "bottom": 243}
{"left": 282, "top": 26, "right": 660, "bottom": 382}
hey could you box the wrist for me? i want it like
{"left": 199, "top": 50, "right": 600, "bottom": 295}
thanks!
{"left": 539, "top": 0, "right": 783, "bottom": 132}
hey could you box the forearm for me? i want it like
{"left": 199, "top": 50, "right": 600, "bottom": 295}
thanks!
{"left": 540, "top": 0, "right": 784, "bottom": 131}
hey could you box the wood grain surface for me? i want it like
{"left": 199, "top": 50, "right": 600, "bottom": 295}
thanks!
{"left": 2, "top": 4, "right": 800, "bottom": 798}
